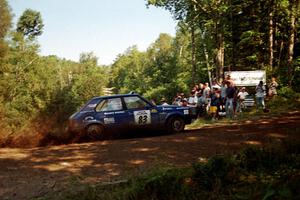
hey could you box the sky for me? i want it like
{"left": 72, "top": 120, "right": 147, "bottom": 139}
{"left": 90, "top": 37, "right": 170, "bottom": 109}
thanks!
{"left": 8, "top": 0, "right": 177, "bottom": 65}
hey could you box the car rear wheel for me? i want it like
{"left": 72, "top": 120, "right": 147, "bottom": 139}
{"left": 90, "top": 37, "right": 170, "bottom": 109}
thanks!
{"left": 86, "top": 124, "right": 104, "bottom": 140}
{"left": 167, "top": 117, "right": 185, "bottom": 133}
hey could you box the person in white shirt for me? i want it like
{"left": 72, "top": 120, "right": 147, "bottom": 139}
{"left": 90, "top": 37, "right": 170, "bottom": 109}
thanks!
{"left": 236, "top": 87, "right": 249, "bottom": 112}
{"left": 202, "top": 83, "right": 211, "bottom": 112}
{"left": 187, "top": 91, "right": 197, "bottom": 116}
{"left": 188, "top": 92, "right": 197, "bottom": 107}
{"left": 211, "top": 79, "right": 221, "bottom": 90}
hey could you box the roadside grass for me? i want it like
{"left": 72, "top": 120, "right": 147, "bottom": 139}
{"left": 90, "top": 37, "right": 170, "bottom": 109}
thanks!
{"left": 33, "top": 140, "right": 300, "bottom": 200}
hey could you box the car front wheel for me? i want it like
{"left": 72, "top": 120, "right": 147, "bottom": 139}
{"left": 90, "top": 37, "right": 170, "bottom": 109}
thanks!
{"left": 167, "top": 117, "right": 185, "bottom": 133}
{"left": 86, "top": 124, "right": 104, "bottom": 140}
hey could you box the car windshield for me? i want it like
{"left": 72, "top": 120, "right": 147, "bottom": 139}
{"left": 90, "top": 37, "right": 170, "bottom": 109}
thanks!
{"left": 81, "top": 99, "right": 101, "bottom": 111}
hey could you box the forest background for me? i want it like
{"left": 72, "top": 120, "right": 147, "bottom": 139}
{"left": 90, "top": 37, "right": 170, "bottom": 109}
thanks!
{"left": 0, "top": 0, "right": 299, "bottom": 147}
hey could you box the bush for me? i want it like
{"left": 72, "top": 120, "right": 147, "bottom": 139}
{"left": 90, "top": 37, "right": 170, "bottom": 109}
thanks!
{"left": 133, "top": 168, "right": 192, "bottom": 200}
{"left": 193, "top": 155, "right": 238, "bottom": 191}
{"left": 277, "top": 86, "right": 300, "bottom": 99}
{"left": 126, "top": 141, "right": 300, "bottom": 200}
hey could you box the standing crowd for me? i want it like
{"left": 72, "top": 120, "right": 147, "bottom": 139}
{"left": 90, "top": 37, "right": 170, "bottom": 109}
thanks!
{"left": 165, "top": 75, "right": 278, "bottom": 120}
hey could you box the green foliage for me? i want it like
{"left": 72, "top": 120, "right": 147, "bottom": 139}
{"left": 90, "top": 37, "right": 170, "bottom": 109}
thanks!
{"left": 0, "top": 30, "right": 108, "bottom": 142}
{"left": 238, "top": 146, "right": 286, "bottom": 171}
{"left": 110, "top": 34, "right": 192, "bottom": 102}
{"left": 16, "top": 9, "right": 44, "bottom": 38}
{"left": 149, "top": 0, "right": 300, "bottom": 87}
{"left": 277, "top": 86, "right": 300, "bottom": 99}
{"left": 132, "top": 168, "right": 192, "bottom": 200}
{"left": 79, "top": 52, "right": 98, "bottom": 66}
{"left": 193, "top": 155, "right": 237, "bottom": 191}
{"left": 140, "top": 143, "right": 300, "bottom": 200}
{"left": 110, "top": 46, "right": 146, "bottom": 94}
{"left": 290, "top": 55, "right": 300, "bottom": 92}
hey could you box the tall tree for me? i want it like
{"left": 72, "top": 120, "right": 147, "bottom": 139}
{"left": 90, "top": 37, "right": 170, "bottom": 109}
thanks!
{"left": 110, "top": 46, "right": 146, "bottom": 94}
{"left": 0, "top": 0, "right": 11, "bottom": 39}
{"left": 148, "top": 0, "right": 230, "bottom": 82}
{"left": 147, "top": 0, "right": 199, "bottom": 85}
{"left": 0, "top": 0, "right": 12, "bottom": 58}
{"left": 79, "top": 52, "right": 98, "bottom": 66}
{"left": 269, "top": 0, "right": 274, "bottom": 72}
{"left": 16, "top": 9, "right": 44, "bottom": 38}
{"left": 287, "top": 0, "right": 299, "bottom": 85}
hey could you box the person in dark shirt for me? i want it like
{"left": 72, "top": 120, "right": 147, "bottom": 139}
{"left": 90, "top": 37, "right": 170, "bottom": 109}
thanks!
{"left": 210, "top": 90, "right": 221, "bottom": 120}
{"left": 225, "top": 81, "right": 235, "bottom": 118}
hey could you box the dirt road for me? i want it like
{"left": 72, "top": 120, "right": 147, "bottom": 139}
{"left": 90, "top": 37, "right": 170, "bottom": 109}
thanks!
{"left": 0, "top": 111, "right": 299, "bottom": 200}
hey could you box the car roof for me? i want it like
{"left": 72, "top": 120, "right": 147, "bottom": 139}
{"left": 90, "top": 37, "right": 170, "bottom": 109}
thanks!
{"left": 90, "top": 93, "right": 141, "bottom": 101}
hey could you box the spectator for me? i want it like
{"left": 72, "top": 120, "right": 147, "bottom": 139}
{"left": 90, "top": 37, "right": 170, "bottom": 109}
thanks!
{"left": 188, "top": 91, "right": 197, "bottom": 106}
{"left": 161, "top": 98, "right": 169, "bottom": 106}
{"left": 210, "top": 89, "right": 221, "bottom": 120}
{"left": 220, "top": 80, "right": 227, "bottom": 99}
{"left": 196, "top": 91, "right": 204, "bottom": 117}
{"left": 225, "top": 74, "right": 235, "bottom": 87}
{"left": 188, "top": 91, "right": 197, "bottom": 116}
{"left": 151, "top": 99, "right": 157, "bottom": 105}
{"left": 236, "top": 87, "right": 249, "bottom": 113}
{"left": 180, "top": 92, "right": 186, "bottom": 99}
{"left": 255, "top": 81, "right": 266, "bottom": 111}
{"left": 211, "top": 79, "right": 221, "bottom": 90}
{"left": 172, "top": 95, "right": 182, "bottom": 106}
{"left": 181, "top": 98, "right": 188, "bottom": 107}
{"left": 199, "top": 83, "right": 204, "bottom": 91}
{"left": 193, "top": 84, "right": 200, "bottom": 95}
{"left": 202, "top": 83, "right": 211, "bottom": 112}
{"left": 219, "top": 80, "right": 227, "bottom": 117}
{"left": 225, "top": 81, "right": 235, "bottom": 118}
{"left": 268, "top": 77, "right": 278, "bottom": 97}
{"left": 202, "top": 83, "right": 211, "bottom": 100}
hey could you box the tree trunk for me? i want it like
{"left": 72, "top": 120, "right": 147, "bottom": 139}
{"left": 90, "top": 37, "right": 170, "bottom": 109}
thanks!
{"left": 278, "top": 40, "right": 284, "bottom": 68}
{"left": 230, "top": 0, "right": 236, "bottom": 70}
{"left": 202, "top": 30, "right": 212, "bottom": 87}
{"left": 216, "top": 22, "right": 224, "bottom": 82}
{"left": 287, "top": 2, "right": 296, "bottom": 86}
{"left": 269, "top": 10, "right": 274, "bottom": 72}
{"left": 191, "top": 23, "right": 196, "bottom": 85}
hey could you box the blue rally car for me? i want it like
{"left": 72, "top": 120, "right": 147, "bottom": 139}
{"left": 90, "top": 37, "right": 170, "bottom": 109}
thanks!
{"left": 68, "top": 93, "right": 192, "bottom": 139}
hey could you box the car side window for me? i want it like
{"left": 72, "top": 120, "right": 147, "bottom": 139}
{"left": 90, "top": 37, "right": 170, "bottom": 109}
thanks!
{"left": 96, "top": 98, "right": 123, "bottom": 112}
{"left": 124, "top": 96, "right": 150, "bottom": 109}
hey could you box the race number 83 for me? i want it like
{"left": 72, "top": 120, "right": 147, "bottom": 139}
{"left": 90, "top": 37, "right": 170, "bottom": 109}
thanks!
{"left": 134, "top": 110, "right": 151, "bottom": 125}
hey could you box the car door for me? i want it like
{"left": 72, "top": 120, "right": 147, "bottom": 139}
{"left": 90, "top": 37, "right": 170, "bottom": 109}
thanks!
{"left": 123, "top": 96, "right": 159, "bottom": 127}
{"left": 95, "top": 97, "right": 128, "bottom": 128}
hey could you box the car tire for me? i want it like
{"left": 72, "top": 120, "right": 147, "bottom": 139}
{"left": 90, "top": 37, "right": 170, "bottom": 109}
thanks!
{"left": 167, "top": 116, "right": 185, "bottom": 133}
{"left": 86, "top": 124, "right": 104, "bottom": 140}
